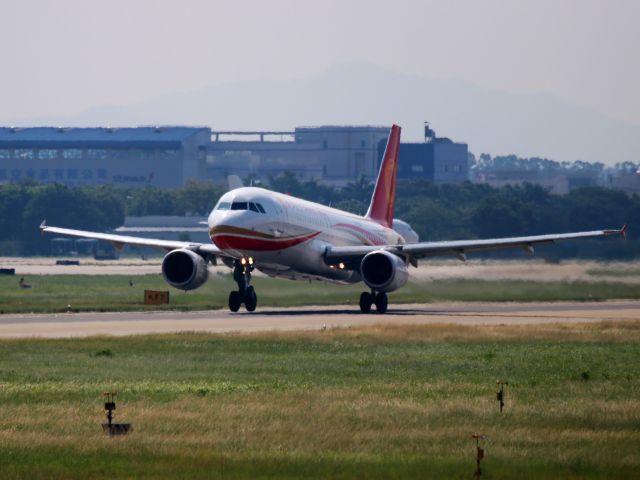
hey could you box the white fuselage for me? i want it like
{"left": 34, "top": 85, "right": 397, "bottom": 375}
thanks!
{"left": 207, "top": 187, "right": 410, "bottom": 283}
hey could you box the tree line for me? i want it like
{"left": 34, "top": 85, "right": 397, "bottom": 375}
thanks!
{"left": 0, "top": 176, "right": 637, "bottom": 258}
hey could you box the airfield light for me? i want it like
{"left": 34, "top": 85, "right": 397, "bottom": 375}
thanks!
{"left": 101, "top": 391, "right": 132, "bottom": 436}
{"left": 104, "top": 392, "right": 116, "bottom": 425}
{"left": 496, "top": 381, "right": 509, "bottom": 413}
{"left": 471, "top": 434, "right": 486, "bottom": 479}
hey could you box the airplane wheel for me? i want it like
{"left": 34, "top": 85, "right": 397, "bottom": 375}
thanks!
{"left": 375, "top": 292, "right": 388, "bottom": 314}
{"left": 245, "top": 286, "right": 257, "bottom": 312}
{"left": 228, "top": 291, "right": 242, "bottom": 312}
{"left": 359, "top": 292, "right": 373, "bottom": 313}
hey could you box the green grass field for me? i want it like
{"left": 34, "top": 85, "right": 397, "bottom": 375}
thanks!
{"left": 2, "top": 274, "right": 640, "bottom": 314}
{"left": 0, "top": 323, "right": 639, "bottom": 479}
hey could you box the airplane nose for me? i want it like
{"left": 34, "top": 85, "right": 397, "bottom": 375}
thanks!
{"left": 220, "top": 210, "right": 248, "bottom": 224}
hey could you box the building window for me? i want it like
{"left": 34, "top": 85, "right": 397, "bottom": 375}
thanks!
{"left": 38, "top": 149, "right": 58, "bottom": 159}
{"left": 0, "top": 149, "right": 10, "bottom": 159}
{"left": 63, "top": 149, "right": 82, "bottom": 159}
{"left": 112, "top": 149, "right": 129, "bottom": 159}
{"left": 67, "top": 168, "right": 78, "bottom": 179}
{"left": 360, "top": 139, "right": 366, "bottom": 148}
{"left": 322, "top": 139, "right": 328, "bottom": 149}
{"left": 14, "top": 149, "right": 34, "bottom": 159}
{"left": 411, "top": 165, "right": 424, "bottom": 172}
{"left": 87, "top": 149, "right": 107, "bottom": 160}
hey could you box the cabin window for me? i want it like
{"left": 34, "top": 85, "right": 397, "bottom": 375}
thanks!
{"left": 256, "top": 203, "right": 266, "bottom": 213}
{"left": 217, "top": 202, "right": 231, "bottom": 210}
{"left": 231, "top": 202, "right": 248, "bottom": 210}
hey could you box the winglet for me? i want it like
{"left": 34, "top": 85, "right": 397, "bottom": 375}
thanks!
{"left": 40, "top": 220, "right": 47, "bottom": 235}
{"left": 604, "top": 223, "right": 628, "bottom": 239}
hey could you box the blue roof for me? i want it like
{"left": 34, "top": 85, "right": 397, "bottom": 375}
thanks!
{"left": 0, "top": 127, "right": 211, "bottom": 148}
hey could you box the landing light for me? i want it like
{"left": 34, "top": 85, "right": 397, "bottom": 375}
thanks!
{"left": 248, "top": 257, "right": 254, "bottom": 265}
{"left": 339, "top": 262, "right": 345, "bottom": 270}
{"left": 241, "top": 258, "right": 247, "bottom": 265}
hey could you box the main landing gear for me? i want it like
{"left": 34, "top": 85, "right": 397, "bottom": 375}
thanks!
{"left": 359, "top": 291, "right": 388, "bottom": 314}
{"left": 228, "top": 257, "right": 258, "bottom": 312}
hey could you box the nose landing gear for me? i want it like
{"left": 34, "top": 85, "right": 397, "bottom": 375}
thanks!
{"left": 228, "top": 257, "right": 258, "bottom": 312}
{"left": 359, "top": 291, "right": 388, "bottom": 314}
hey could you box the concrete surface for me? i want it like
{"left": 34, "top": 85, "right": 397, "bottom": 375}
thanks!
{"left": 1, "top": 301, "right": 638, "bottom": 338}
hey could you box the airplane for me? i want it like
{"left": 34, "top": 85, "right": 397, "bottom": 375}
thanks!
{"left": 40, "top": 125, "right": 627, "bottom": 314}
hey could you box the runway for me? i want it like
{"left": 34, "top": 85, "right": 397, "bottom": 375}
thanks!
{"left": 0, "top": 301, "right": 639, "bottom": 338}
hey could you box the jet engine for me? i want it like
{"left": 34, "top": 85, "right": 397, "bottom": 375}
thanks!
{"left": 161, "top": 249, "right": 209, "bottom": 290}
{"left": 360, "top": 250, "right": 408, "bottom": 292}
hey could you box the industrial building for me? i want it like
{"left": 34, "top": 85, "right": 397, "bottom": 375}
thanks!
{"left": 206, "top": 126, "right": 392, "bottom": 186}
{"left": 0, "top": 124, "right": 469, "bottom": 188}
{"left": 0, "top": 127, "right": 210, "bottom": 188}
{"left": 393, "top": 123, "right": 469, "bottom": 183}
{"left": 207, "top": 124, "right": 469, "bottom": 185}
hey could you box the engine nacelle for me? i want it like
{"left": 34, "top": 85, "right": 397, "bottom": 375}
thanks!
{"left": 161, "top": 248, "right": 209, "bottom": 291}
{"left": 360, "top": 249, "right": 409, "bottom": 293}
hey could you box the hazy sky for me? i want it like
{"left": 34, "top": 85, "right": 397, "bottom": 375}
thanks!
{"left": 2, "top": 0, "right": 639, "bottom": 126}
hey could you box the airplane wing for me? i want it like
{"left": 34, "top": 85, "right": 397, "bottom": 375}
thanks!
{"left": 40, "top": 221, "right": 222, "bottom": 256}
{"left": 325, "top": 225, "right": 627, "bottom": 266}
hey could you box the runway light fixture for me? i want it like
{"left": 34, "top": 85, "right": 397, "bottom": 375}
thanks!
{"left": 102, "top": 392, "right": 133, "bottom": 436}
{"left": 496, "top": 381, "right": 508, "bottom": 413}
{"left": 472, "top": 434, "right": 486, "bottom": 479}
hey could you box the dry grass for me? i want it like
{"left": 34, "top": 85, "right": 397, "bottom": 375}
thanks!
{"left": 223, "top": 320, "right": 640, "bottom": 344}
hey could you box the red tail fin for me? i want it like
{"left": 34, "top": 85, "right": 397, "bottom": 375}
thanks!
{"left": 365, "top": 124, "right": 401, "bottom": 228}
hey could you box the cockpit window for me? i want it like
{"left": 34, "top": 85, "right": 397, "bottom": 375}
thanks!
{"left": 220, "top": 201, "right": 265, "bottom": 213}
{"left": 231, "top": 202, "right": 248, "bottom": 210}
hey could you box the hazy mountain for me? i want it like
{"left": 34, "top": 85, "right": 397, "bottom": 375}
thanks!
{"left": 19, "top": 62, "right": 640, "bottom": 164}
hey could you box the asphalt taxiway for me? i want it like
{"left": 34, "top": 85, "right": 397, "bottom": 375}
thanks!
{"left": 0, "top": 301, "right": 638, "bottom": 338}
